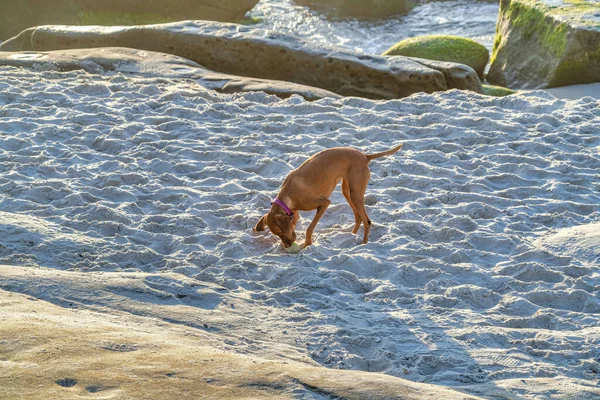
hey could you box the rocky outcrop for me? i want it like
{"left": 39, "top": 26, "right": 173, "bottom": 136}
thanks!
{"left": 0, "top": 267, "right": 485, "bottom": 400}
{"left": 80, "top": 0, "right": 258, "bottom": 22}
{"left": 294, "top": 0, "right": 418, "bottom": 18}
{"left": 0, "top": 0, "right": 259, "bottom": 41}
{"left": 407, "top": 57, "right": 482, "bottom": 91}
{"left": 487, "top": 0, "right": 600, "bottom": 89}
{"left": 0, "top": 48, "right": 340, "bottom": 101}
{"left": 0, "top": 21, "right": 482, "bottom": 99}
{"left": 383, "top": 35, "right": 490, "bottom": 80}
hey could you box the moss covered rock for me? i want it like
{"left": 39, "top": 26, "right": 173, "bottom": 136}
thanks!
{"left": 383, "top": 35, "right": 490, "bottom": 79}
{"left": 482, "top": 84, "right": 517, "bottom": 96}
{"left": 488, "top": 0, "right": 600, "bottom": 89}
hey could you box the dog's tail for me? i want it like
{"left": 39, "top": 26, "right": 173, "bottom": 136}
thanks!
{"left": 366, "top": 144, "right": 403, "bottom": 162}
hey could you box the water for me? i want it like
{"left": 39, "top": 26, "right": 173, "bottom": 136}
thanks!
{"left": 249, "top": 0, "right": 499, "bottom": 54}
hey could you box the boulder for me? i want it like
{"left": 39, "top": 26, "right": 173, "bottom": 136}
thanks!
{"left": 487, "top": 0, "right": 600, "bottom": 89}
{"left": 405, "top": 57, "right": 482, "bottom": 91}
{"left": 0, "top": 0, "right": 259, "bottom": 41}
{"left": 0, "top": 47, "right": 340, "bottom": 101}
{"left": 293, "top": 0, "right": 419, "bottom": 19}
{"left": 79, "top": 0, "right": 258, "bottom": 22}
{"left": 0, "top": 21, "right": 482, "bottom": 99}
{"left": 383, "top": 35, "right": 490, "bottom": 80}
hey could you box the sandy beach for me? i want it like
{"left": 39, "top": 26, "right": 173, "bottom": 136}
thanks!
{"left": 545, "top": 83, "right": 600, "bottom": 100}
{"left": 1, "top": 65, "right": 600, "bottom": 398}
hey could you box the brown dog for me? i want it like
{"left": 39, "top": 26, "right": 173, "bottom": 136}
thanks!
{"left": 254, "top": 144, "right": 403, "bottom": 250}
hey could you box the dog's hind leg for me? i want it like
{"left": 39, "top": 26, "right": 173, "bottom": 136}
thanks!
{"left": 342, "top": 178, "right": 362, "bottom": 234}
{"left": 348, "top": 169, "right": 371, "bottom": 244}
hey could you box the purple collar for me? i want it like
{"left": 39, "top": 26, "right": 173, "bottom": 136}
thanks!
{"left": 272, "top": 198, "right": 293, "bottom": 217}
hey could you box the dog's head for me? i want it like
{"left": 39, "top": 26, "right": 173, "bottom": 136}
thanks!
{"left": 254, "top": 207, "right": 296, "bottom": 248}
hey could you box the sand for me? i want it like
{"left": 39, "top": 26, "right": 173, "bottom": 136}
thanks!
{"left": 1, "top": 65, "right": 599, "bottom": 398}
{"left": 544, "top": 83, "right": 600, "bottom": 100}
{"left": 1, "top": 283, "right": 482, "bottom": 399}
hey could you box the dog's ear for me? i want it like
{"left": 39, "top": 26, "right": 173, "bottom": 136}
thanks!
{"left": 253, "top": 213, "right": 269, "bottom": 232}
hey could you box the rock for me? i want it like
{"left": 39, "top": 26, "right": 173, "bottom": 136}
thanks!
{"left": 80, "top": 0, "right": 258, "bottom": 22}
{"left": 0, "top": 276, "right": 486, "bottom": 400}
{"left": 383, "top": 35, "right": 490, "bottom": 79}
{"left": 217, "top": 77, "right": 340, "bottom": 100}
{"left": 406, "top": 57, "right": 482, "bottom": 91}
{"left": 487, "top": 0, "right": 600, "bottom": 89}
{"left": 0, "top": 47, "right": 340, "bottom": 101}
{"left": 481, "top": 84, "right": 517, "bottom": 97}
{"left": 0, "top": 0, "right": 259, "bottom": 41}
{"left": 0, "top": 21, "right": 482, "bottom": 98}
{"left": 293, "top": 0, "right": 419, "bottom": 19}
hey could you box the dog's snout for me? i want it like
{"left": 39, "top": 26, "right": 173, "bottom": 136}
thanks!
{"left": 280, "top": 236, "right": 293, "bottom": 248}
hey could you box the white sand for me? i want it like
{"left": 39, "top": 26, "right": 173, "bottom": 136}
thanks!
{"left": 545, "top": 83, "right": 600, "bottom": 100}
{"left": 1, "top": 65, "right": 600, "bottom": 398}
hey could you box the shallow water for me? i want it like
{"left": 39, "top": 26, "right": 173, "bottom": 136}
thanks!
{"left": 250, "top": 0, "right": 499, "bottom": 54}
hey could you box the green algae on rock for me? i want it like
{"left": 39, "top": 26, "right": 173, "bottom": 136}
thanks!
{"left": 482, "top": 84, "right": 517, "bottom": 96}
{"left": 383, "top": 35, "right": 490, "bottom": 79}
{"left": 487, "top": 0, "right": 600, "bottom": 89}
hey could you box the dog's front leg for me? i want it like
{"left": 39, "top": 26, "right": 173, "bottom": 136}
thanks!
{"left": 304, "top": 198, "right": 330, "bottom": 248}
